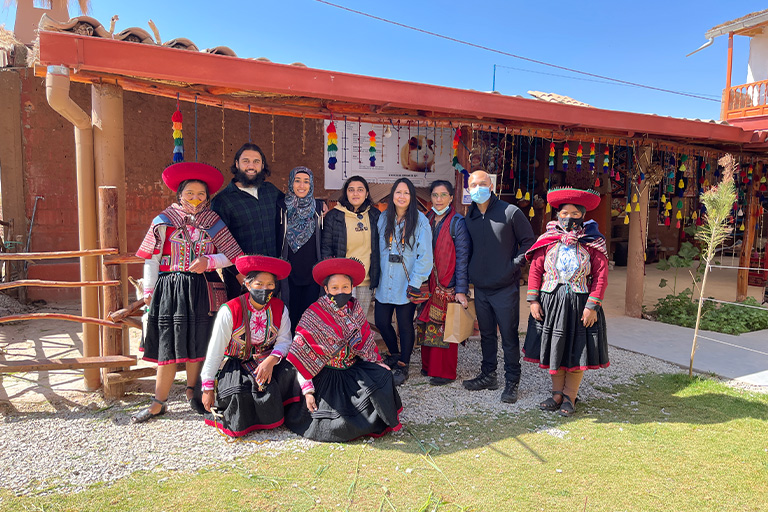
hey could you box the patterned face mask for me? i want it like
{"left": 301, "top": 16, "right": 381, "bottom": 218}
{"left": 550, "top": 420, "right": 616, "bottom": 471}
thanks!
{"left": 248, "top": 288, "right": 273, "bottom": 306}
{"left": 558, "top": 216, "right": 583, "bottom": 232}
{"left": 179, "top": 197, "right": 210, "bottom": 216}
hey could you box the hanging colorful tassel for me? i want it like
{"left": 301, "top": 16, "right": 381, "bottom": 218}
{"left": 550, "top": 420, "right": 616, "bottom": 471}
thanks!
{"left": 634, "top": 202, "right": 640, "bottom": 212}
{"left": 625, "top": 203, "right": 632, "bottom": 213}
{"left": 545, "top": 203, "right": 551, "bottom": 213}
{"left": 576, "top": 143, "right": 583, "bottom": 172}
{"left": 549, "top": 141, "right": 555, "bottom": 173}
{"left": 665, "top": 201, "right": 672, "bottom": 211}
{"left": 516, "top": 189, "right": 523, "bottom": 199}
{"left": 172, "top": 108, "right": 183, "bottom": 163}
{"left": 326, "top": 121, "right": 338, "bottom": 169}
{"left": 562, "top": 142, "right": 569, "bottom": 173}
{"left": 676, "top": 219, "right": 681, "bottom": 229}
{"left": 664, "top": 217, "right": 671, "bottom": 226}
{"left": 529, "top": 206, "right": 535, "bottom": 218}
{"left": 368, "top": 130, "right": 377, "bottom": 167}
{"left": 589, "top": 142, "right": 595, "bottom": 172}
{"left": 452, "top": 128, "right": 461, "bottom": 167}
{"left": 624, "top": 215, "right": 630, "bottom": 225}
{"left": 524, "top": 192, "right": 531, "bottom": 201}
{"left": 603, "top": 147, "right": 609, "bottom": 174}
{"left": 678, "top": 178, "right": 685, "bottom": 189}
{"left": 676, "top": 210, "right": 682, "bottom": 220}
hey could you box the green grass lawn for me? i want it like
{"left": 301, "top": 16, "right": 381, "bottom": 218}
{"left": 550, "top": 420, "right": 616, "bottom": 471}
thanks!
{"left": 2, "top": 374, "right": 767, "bottom": 511}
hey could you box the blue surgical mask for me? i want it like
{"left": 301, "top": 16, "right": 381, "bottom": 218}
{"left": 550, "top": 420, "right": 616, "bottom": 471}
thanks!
{"left": 469, "top": 186, "right": 492, "bottom": 204}
{"left": 432, "top": 205, "right": 450, "bottom": 215}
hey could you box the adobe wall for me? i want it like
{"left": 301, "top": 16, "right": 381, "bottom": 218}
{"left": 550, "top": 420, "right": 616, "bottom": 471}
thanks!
{"left": 15, "top": 72, "right": 325, "bottom": 299}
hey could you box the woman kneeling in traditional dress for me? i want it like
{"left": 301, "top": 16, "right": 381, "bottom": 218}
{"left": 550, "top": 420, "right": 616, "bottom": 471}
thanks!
{"left": 285, "top": 258, "right": 402, "bottom": 442}
{"left": 523, "top": 187, "right": 610, "bottom": 417}
{"left": 200, "top": 255, "right": 300, "bottom": 437}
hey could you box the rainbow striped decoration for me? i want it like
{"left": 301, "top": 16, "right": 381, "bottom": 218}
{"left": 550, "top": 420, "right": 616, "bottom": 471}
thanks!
{"left": 368, "top": 130, "right": 377, "bottom": 167}
{"left": 562, "top": 142, "right": 569, "bottom": 173}
{"left": 172, "top": 108, "right": 183, "bottom": 162}
{"left": 548, "top": 142, "right": 555, "bottom": 173}
{"left": 603, "top": 147, "right": 610, "bottom": 176}
{"left": 576, "top": 143, "right": 583, "bottom": 172}
{"left": 327, "top": 122, "right": 338, "bottom": 169}
{"left": 589, "top": 142, "right": 595, "bottom": 171}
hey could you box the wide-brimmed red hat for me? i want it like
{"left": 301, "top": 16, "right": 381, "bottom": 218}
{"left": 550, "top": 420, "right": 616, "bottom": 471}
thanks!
{"left": 547, "top": 187, "right": 601, "bottom": 212}
{"left": 235, "top": 255, "right": 291, "bottom": 281}
{"left": 162, "top": 162, "right": 224, "bottom": 193}
{"left": 312, "top": 258, "right": 366, "bottom": 287}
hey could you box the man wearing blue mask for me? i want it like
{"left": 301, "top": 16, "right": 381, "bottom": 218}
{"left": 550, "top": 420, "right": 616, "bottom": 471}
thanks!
{"left": 463, "top": 170, "right": 535, "bottom": 403}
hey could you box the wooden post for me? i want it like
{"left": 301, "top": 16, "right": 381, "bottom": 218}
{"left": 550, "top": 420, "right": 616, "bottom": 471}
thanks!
{"left": 722, "top": 32, "right": 734, "bottom": 121}
{"left": 625, "top": 146, "right": 651, "bottom": 318}
{"left": 98, "top": 186, "right": 126, "bottom": 399}
{"left": 737, "top": 163, "right": 762, "bottom": 301}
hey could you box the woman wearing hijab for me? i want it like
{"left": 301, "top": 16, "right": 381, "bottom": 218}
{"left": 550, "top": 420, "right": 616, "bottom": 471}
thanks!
{"left": 285, "top": 258, "right": 402, "bottom": 442}
{"left": 523, "top": 187, "right": 610, "bottom": 417}
{"left": 321, "top": 175, "right": 381, "bottom": 316}
{"left": 133, "top": 162, "right": 243, "bottom": 423}
{"left": 279, "top": 166, "right": 325, "bottom": 332}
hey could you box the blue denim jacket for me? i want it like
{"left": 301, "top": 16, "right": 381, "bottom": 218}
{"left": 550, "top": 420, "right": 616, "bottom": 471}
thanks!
{"left": 376, "top": 212, "right": 433, "bottom": 305}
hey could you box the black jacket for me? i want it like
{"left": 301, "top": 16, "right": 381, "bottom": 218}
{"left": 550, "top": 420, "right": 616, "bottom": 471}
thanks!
{"left": 465, "top": 194, "right": 536, "bottom": 290}
{"left": 321, "top": 206, "right": 381, "bottom": 289}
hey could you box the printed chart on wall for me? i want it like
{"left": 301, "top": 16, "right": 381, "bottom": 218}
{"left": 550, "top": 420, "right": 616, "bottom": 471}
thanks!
{"left": 324, "top": 120, "right": 457, "bottom": 189}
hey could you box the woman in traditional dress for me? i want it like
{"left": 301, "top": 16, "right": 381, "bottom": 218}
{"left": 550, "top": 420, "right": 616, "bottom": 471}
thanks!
{"left": 417, "top": 180, "right": 471, "bottom": 385}
{"left": 278, "top": 166, "right": 325, "bottom": 332}
{"left": 523, "top": 187, "right": 610, "bottom": 417}
{"left": 200, "top": 255, "right": 299, "bottom": 437}
{"left": 285, "top": 258, "right": 402, "bottom": 442}
{"left": 375, "top": 178, "right": 433, "bottom": 386}
{"left": 133, "top": 162, "right": 243, "bottom": 423}
{"left": 321, "top": 175, "right": 381, "bottom": 317}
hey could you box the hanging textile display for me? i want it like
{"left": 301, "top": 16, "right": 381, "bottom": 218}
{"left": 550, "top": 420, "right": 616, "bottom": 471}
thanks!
{"left": 326, "top": 121, "right": 338, "bottom": 170}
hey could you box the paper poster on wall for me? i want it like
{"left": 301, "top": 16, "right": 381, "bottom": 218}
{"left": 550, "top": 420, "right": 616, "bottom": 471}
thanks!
{"left": 324, "top": 120, "right": 457, "bottom": 189}
{"left": 461, "top": 174, "right": 497, "bottom": 205}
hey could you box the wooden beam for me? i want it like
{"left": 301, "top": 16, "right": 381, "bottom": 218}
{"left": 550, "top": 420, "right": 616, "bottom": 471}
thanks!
{"left": 0, "top": 355, "right": 137, "bottom": 374}
{"left": 0, "top": 279, "right": 119, "bottom": 291}
{"left": 0, "top": 248, "right": 118, "bottom": 260}
{"left": 103, "top": 363, "right": 187, "bottom": 386}
{"left": 103, "top": 253, "right": 144, "bottom": 265}
{"left": 0, "top": 313, "right": 122, "bottom": 329}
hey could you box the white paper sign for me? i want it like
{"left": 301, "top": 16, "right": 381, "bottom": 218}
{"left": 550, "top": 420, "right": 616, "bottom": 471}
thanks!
{"left": 324, "top": 120, "right": 457, "bottom": 189}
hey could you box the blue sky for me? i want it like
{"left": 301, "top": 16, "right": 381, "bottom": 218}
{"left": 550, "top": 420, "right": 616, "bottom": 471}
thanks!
{"left": 2, "top": 1, "right": 765, "bottom": 119}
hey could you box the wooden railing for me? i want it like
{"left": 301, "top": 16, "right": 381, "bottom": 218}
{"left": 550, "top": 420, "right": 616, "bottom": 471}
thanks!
{"left": 724, "top": 79, "right": 768, "bottom": 119}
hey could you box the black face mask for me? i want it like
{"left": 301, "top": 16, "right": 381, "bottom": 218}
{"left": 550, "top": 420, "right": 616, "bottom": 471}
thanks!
{"left": 328, "top": 292, "right": 353, "bottom": 308}
{"left": 248, "top": 288, "right": 273, "bottom": 305}
{"left": 558, "top": 217, "right": 584, "bottom": 232}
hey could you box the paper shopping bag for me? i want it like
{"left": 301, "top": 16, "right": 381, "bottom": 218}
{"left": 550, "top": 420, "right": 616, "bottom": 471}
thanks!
{"left": 443, "top": 300, "right": 476, "bottom": 343}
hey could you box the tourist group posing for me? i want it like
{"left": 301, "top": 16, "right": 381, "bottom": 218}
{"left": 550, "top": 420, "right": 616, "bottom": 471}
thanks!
{"left": 131, "top": 141, "right": 610, "bottom": 441}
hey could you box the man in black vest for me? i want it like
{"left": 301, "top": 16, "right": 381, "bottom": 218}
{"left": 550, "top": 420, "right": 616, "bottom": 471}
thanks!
{"left": 463, "top": 170, "right": 535, "bottom": 403}
{"left": 212, "top": 143, "right": 284, "bottom": 299}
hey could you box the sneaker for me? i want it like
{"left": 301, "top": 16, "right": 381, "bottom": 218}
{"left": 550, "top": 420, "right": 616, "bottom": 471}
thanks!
{"left": 500, "top": 381, "right": 519, "bottom": 403}
{"left": 462, "top": 371, "right": 499, "bottom": 391}
{"left": 392, "top": 365, "right": 409, "bottom": 386}
{"left": 382, "top": 354, "right": 400, "bottom": 368}
{"left": 429, "top": 377, "right": 453, "bottom": 386}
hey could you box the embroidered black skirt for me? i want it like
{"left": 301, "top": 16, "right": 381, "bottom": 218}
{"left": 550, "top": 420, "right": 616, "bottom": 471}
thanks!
{"left": 141, "top": 271, "right": 218, "bottom": 365}
{"left": 204, "top": 358, "right": 301, "bottom": 437}
{"left": 523, "top": 284, "right": 609, "bottom": 373}
{"left": 284, "top": 360, "right": 403, "bottom": 443}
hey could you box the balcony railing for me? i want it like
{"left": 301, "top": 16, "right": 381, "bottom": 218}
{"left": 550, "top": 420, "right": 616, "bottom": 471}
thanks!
{"left": 724, "top": 79, "right": 768, "bottom": 119}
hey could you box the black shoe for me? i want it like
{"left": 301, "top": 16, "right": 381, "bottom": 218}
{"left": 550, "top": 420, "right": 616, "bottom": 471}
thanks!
{"left": 382, "top": 354, "right": 400, "bottom": 368}
{"left": 429, "top": 377, "right": 453, "bottom": 386}
{"left": 420, "top": 368, "right": 428, "bottom": 377}
{"left": 462, "top": 371, "right": 499, "bottom": 391}
{"left": 131, "top": 398, "right": 167, "bottom": 424}
{"left": 186, "top": 385, "right": 206, "bottom": 415}
{"left": 392, "top": 365, "right": 409, "bottom": 386}
{"left": 500, "top": 381, "right": 519, "bottom": 403}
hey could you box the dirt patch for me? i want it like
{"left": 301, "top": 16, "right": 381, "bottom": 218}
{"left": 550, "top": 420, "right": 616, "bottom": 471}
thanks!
{"left": 0, "top": 292, "right": 31, "bottom": 317}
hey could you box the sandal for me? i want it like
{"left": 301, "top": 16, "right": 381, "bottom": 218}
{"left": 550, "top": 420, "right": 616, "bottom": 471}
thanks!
{"left": 539, "top": 391, "right": 564, "bottom": 411}
{"left": 558, "top": 394, "right": 576, "bottom": 417}
{"left": 131, "top": 398, "right": 167, "bottom": 423}
{"left": 187, "top": 385, "right": 206, "bottom": 415}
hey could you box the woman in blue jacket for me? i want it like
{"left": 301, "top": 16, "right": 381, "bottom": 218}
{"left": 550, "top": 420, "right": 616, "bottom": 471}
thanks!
{"left": 375, "top": 178, "right": 433, "bottom": 386}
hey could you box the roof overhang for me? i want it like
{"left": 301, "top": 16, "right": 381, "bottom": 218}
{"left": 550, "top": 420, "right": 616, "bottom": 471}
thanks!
{"left": 705, "top": 9, "right": 768, "bottom": 39}
{"left": 35, "top": 30, "right": 761, "bottom": 152}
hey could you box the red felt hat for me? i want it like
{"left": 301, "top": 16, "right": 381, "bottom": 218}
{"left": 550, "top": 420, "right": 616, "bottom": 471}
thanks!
{"left": 235, "top": 255, "right": 291, "bottom": 281}
{"left": 547, "top": 187, "right": 601, "bottom": 212}
{"left": 312, "top": 258, "right": 366, "bottom": 287}
{"left": 162, "top": 162, "right": 224, "bottom": 194}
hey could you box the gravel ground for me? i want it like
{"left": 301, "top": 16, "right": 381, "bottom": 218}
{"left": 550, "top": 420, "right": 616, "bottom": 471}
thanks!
{"left": 0, "top": 338, "right": 700, "bottom": 496}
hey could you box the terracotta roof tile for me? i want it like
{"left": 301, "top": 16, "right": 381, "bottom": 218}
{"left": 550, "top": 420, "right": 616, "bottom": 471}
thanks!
{"left": 527, "top": 90, "right": 592, "bottom": 107}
